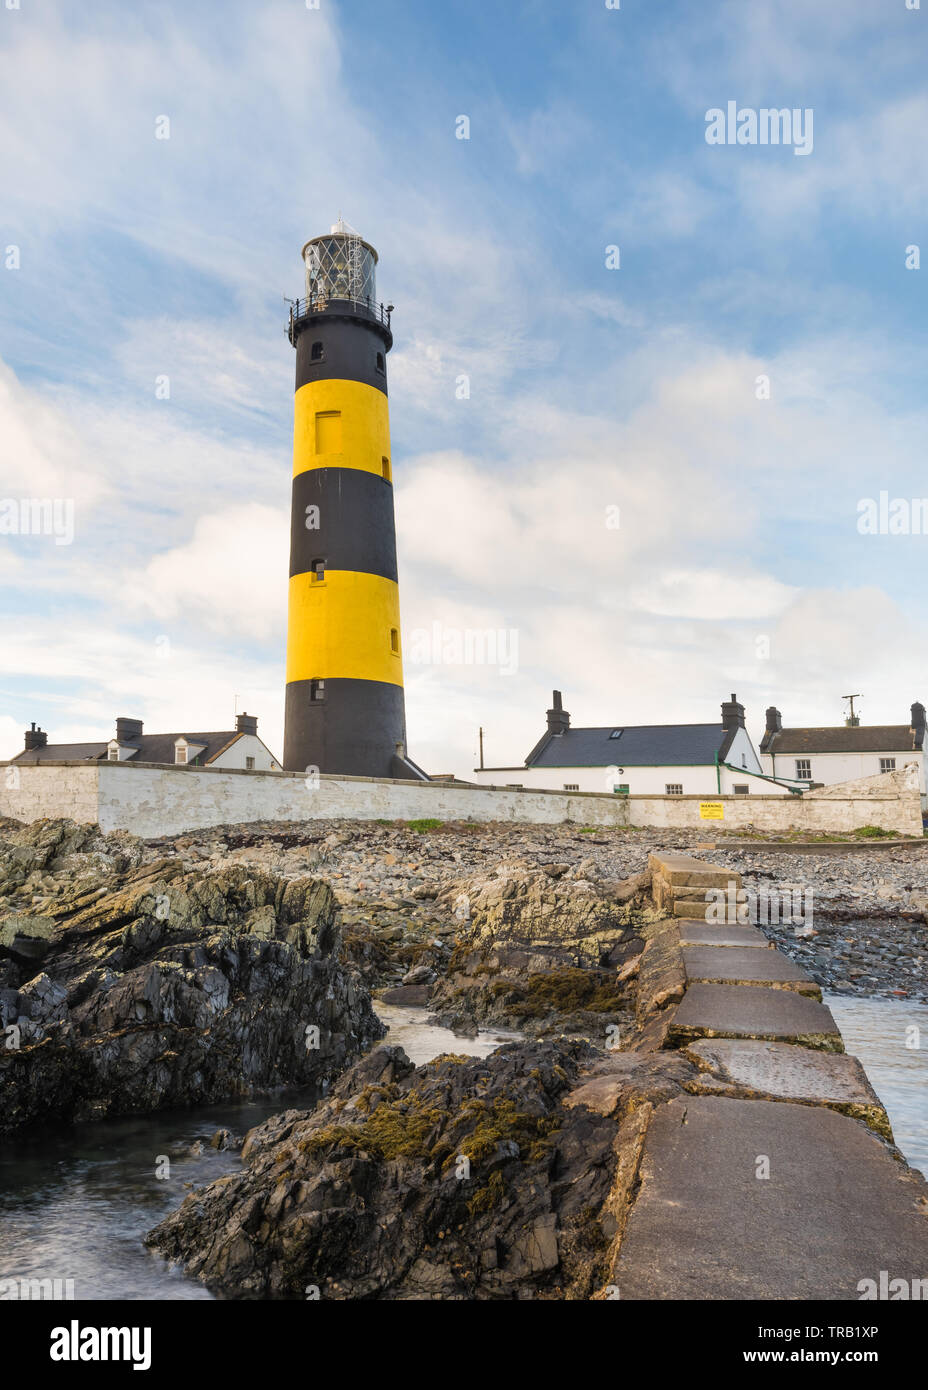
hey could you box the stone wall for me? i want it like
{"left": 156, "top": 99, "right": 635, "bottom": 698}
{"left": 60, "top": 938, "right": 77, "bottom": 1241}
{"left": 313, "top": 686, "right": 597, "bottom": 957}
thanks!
{"left": 0, "top": 760, "right": 922, "bottom": 838}
{"left": 624, "top": 789, "right": 923, "bottom": 836}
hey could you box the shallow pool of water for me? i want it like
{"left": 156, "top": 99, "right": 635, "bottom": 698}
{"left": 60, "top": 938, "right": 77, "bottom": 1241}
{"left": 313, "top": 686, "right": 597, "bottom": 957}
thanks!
{"left": 373, "top": 1001, "right": 523, "bottom": 1066}
{"left": 0, "top": 1007, "right": 521, "bottom": 1300}
{"left": 825, "top": 993, "right": 928, "bottom": 1178}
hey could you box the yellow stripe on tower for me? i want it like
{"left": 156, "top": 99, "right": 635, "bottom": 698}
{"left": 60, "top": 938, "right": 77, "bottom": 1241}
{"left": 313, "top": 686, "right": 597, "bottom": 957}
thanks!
{"left": 293, "top": 379, "right": 391, "bottom": 479}
{"left": 286, "top": 569, "right": 404, "bottom": 686}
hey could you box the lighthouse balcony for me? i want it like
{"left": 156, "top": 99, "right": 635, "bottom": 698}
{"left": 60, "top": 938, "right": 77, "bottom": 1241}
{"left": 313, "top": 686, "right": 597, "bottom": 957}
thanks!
{"left": 288, "top": 295, "right": 393, "bottom": 348}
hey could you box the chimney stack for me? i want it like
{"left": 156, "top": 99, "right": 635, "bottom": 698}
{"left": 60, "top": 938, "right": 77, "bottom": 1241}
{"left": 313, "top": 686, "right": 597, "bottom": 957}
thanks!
{"left": 115, "top": 717, "right": 143, "bottom": 742}
{"left": 721, "top": 692, "right": 745, "bottom": 730}
{"left": 546, "top": 690, "right": 570, "bottom": 736}
{"left": 765, "top": 706, "right": 782, "bottom": 735}
{"left": 911, "top": 701, "right": 926, "bottom": 746}
{"left": 236, "top": 712, "right": 258, "bottom": 736}
{"left": 24, "top": 722, "right": 47, "bottom": 751}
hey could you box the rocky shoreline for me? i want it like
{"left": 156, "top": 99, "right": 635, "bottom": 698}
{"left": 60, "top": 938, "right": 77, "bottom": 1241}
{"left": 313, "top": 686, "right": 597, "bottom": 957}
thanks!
{"left": 0, "top": 820, "right": 383, "bottom": 1132}
{"left": 1, "top": 813, "right": 925, "bottom": 1299}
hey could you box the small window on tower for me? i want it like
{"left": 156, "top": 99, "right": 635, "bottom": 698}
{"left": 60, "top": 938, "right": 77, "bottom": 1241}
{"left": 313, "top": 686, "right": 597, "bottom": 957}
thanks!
{"left": 390, "top": 628, "right": 399, "bottom": 654}
{"left": 375, "top": 352, "right": 385, "bottom": 374}
{"left": 311, "top": 558, "right": 326, "bottom": 582}
{"left": 382, "top": 456, "right": 391, "bottom": 482}
{"left": 310, "top": 341, "right": 324, "bottom": 363}
{"left": 314, "top": 410, "right": 342, "bottom": 454}
{"left": 310, "top": 679, "right": 325, "bottom": 702}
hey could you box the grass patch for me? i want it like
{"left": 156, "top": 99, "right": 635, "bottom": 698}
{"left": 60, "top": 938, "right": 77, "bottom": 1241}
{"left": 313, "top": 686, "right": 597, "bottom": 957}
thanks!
{"left": 407, "top": 818, "right": 444, "bottom": 834}
{"left": 853, "top": 824, "right": 898, "bottom": 839}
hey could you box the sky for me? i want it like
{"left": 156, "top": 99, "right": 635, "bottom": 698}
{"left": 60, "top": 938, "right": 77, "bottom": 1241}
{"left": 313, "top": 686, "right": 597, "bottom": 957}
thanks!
{"left": 1, "top": 0, "right": 927, "bottom": 776}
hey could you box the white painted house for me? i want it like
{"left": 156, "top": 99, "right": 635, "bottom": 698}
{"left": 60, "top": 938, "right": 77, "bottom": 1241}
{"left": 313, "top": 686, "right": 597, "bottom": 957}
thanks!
{"left": 471, "top": 691, "right": 793, "bottom": 798}
{"left": 14, "top": 713, "right": 280, "bottom": 772}
{"left": 759, "top": 703, "right": 928, "bottom": 810}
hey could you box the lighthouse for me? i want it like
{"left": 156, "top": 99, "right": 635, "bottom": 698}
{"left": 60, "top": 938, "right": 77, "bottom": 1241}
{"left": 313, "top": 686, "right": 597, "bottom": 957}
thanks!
{"left": 283, "top": 220, "right": 426, "bottom": 780}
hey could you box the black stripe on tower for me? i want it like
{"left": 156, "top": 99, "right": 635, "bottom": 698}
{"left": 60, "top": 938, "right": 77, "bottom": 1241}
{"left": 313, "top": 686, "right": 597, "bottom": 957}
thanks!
{"left": 294, "top": 315, "right": 390, "bottom": 395}
{"left": 285, "top": 678, "right": 407, "bottom": 779}
{"left": 290, "top": 469, "right": 398, "bottom": 581}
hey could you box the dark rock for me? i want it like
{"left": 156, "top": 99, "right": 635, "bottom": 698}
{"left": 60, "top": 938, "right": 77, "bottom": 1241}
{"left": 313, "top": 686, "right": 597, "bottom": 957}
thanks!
{"left": 379, "top": 983, "right": 431, "bottom": 1006}
{"left": 0, "top": 847, "right": 384, "bottom": 1133}
{"left": 147, "top": 1039, "right": 684, "bottom": 1300}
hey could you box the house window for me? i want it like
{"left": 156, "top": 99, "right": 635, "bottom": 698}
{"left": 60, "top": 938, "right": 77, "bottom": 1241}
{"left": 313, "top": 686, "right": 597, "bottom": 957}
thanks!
{"left": 795, "top": 759, "right": 811, "bottom": 779}
{"left": 609, "top": 729, "right": 623, "bottom": 739}
{"left": 390, "top": 627, "right": 399, "bottom": 654}
{"left": 314, "top": 410, "right": 342, "bottom": 453}
{"left": 733, "top": 784, "right": 749, "bottom": 796}
{"left": 665, "top": 783, "right": 683, "bottom": 796}
{"left": 564, "top": 783, "right": 579, "bottom": 791}
{"left": 245, "top": 756, "right": 255, "bottom": 770}
{"left": 375, "top": 352, "right": 385, "bottom": 374}
{"left": 311, "top": 558, "right": 326, "bottom": 582}
{"left": 310, "top": 341, "right": 324, "bottom": 362}
{"left": 382, "top": 456, "right": 391, "bottom": 482}
{"left": 310, "top": 679, "right": 325, "bottom": 702}
{"left": 176, "top": 746, "right": 187, "bottom": 765}
{"left": 108, "top": 747, "right": 118, "bottom": 761}
{"left": 879, "top": 758, "right": 896, "bottom": 773}
{"left": 741, "top": 754, "right": 747, "bottom": 767}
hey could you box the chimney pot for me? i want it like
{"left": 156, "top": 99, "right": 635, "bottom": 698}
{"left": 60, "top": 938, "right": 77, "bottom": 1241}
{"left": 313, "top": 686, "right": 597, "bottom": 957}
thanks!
{"left": 236, "top": 712, "right": 258, "bottom": 736}
{"left": 24, "top": 724, "right": 48, "bottom": 751}
{"left": 721, "top": 693, "right": 745, "bottom": 730}
{"left": 546, "top": 690, "right": 570, "bottom": 736}
{"left": 765, "top": 706, "right": 782, "bottom": 735}
{"left": 115, "top": 717, "right": 143, "bottom": 742}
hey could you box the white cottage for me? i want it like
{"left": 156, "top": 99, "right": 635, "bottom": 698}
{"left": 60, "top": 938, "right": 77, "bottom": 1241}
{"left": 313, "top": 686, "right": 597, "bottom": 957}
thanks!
{"left": 759, "top": 703, "right": 927, "bottom": 809}
{"left": 14, "top": 713, "right": 280, "bottom": 772}
{"left": 471, "top": 691, "right": 790, "bottom": 797}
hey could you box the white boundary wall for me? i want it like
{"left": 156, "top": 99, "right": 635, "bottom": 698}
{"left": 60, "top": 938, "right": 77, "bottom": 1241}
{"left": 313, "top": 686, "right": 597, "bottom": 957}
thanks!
{"left": 0, "top": 761, "right": 922, "bottom": 838}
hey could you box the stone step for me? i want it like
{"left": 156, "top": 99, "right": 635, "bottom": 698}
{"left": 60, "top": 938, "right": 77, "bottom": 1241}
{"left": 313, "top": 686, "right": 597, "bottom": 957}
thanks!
{"left": 649, "top": 851, "right": 741, "bottom": 890}
{"left": 678, "top": 923, "right": 773, "bottom": 949}
{"left": 681, "top": 945, "right": 820, "bottom": 997}
{"left": 672, "top": 900, "right": 715, "bottom": 919}
{"left": 684, "top": 1038, "right": 892, "bottom": 1138}
{"left": 610, "top": 1095, "right": 928, "bottom": 1299}
{"left": 667, "top": 982, "right": 843, "bottom": 1051}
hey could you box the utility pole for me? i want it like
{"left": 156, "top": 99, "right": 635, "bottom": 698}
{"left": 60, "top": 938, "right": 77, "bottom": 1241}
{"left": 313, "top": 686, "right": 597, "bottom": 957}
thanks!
{"left": 478, "top": 726, "right": 484, "bottom": 769}
{"left": 843, "top": 693, "right": 862, "bottom": 727}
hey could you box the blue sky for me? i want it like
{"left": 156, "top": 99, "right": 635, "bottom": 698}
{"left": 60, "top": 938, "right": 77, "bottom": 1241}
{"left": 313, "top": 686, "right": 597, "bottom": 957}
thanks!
{"left": 1, "top": 0, "right": 927, "bottom": 774}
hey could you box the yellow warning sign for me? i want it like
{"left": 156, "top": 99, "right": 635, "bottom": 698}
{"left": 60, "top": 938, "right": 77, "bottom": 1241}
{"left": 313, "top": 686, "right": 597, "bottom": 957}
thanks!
{"left": 699, "top": 801, "right": 725, "bottom": 820}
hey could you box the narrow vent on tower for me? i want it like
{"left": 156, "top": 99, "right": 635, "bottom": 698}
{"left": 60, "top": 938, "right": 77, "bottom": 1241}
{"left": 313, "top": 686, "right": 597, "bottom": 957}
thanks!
{"left": 382, "top": 456, "right": 391, "bottom": 482}
{"left": 311, "top": 341, "right": 324, "bottom": 362}
{"left": 390, "top": 628, "right": 399, "bottom": 654}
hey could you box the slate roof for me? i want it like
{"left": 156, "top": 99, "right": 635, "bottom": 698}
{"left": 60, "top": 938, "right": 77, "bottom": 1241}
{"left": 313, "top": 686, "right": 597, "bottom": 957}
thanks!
{"left": 527, "top": 723, "right": 733, "bottom": 769}
{"left": 761, "top": 726, "right": 923, "bottom": 756}
{"left": 13, "top": 742, "right": 109, "bottom": 764}
{"left": 13, "top": 732, "right": 244, "bottom": 766}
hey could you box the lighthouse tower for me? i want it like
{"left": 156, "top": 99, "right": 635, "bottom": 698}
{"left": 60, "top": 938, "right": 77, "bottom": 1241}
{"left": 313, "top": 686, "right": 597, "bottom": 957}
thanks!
{"left": 283, "top": 220, "right": 425, "bottom": 780}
